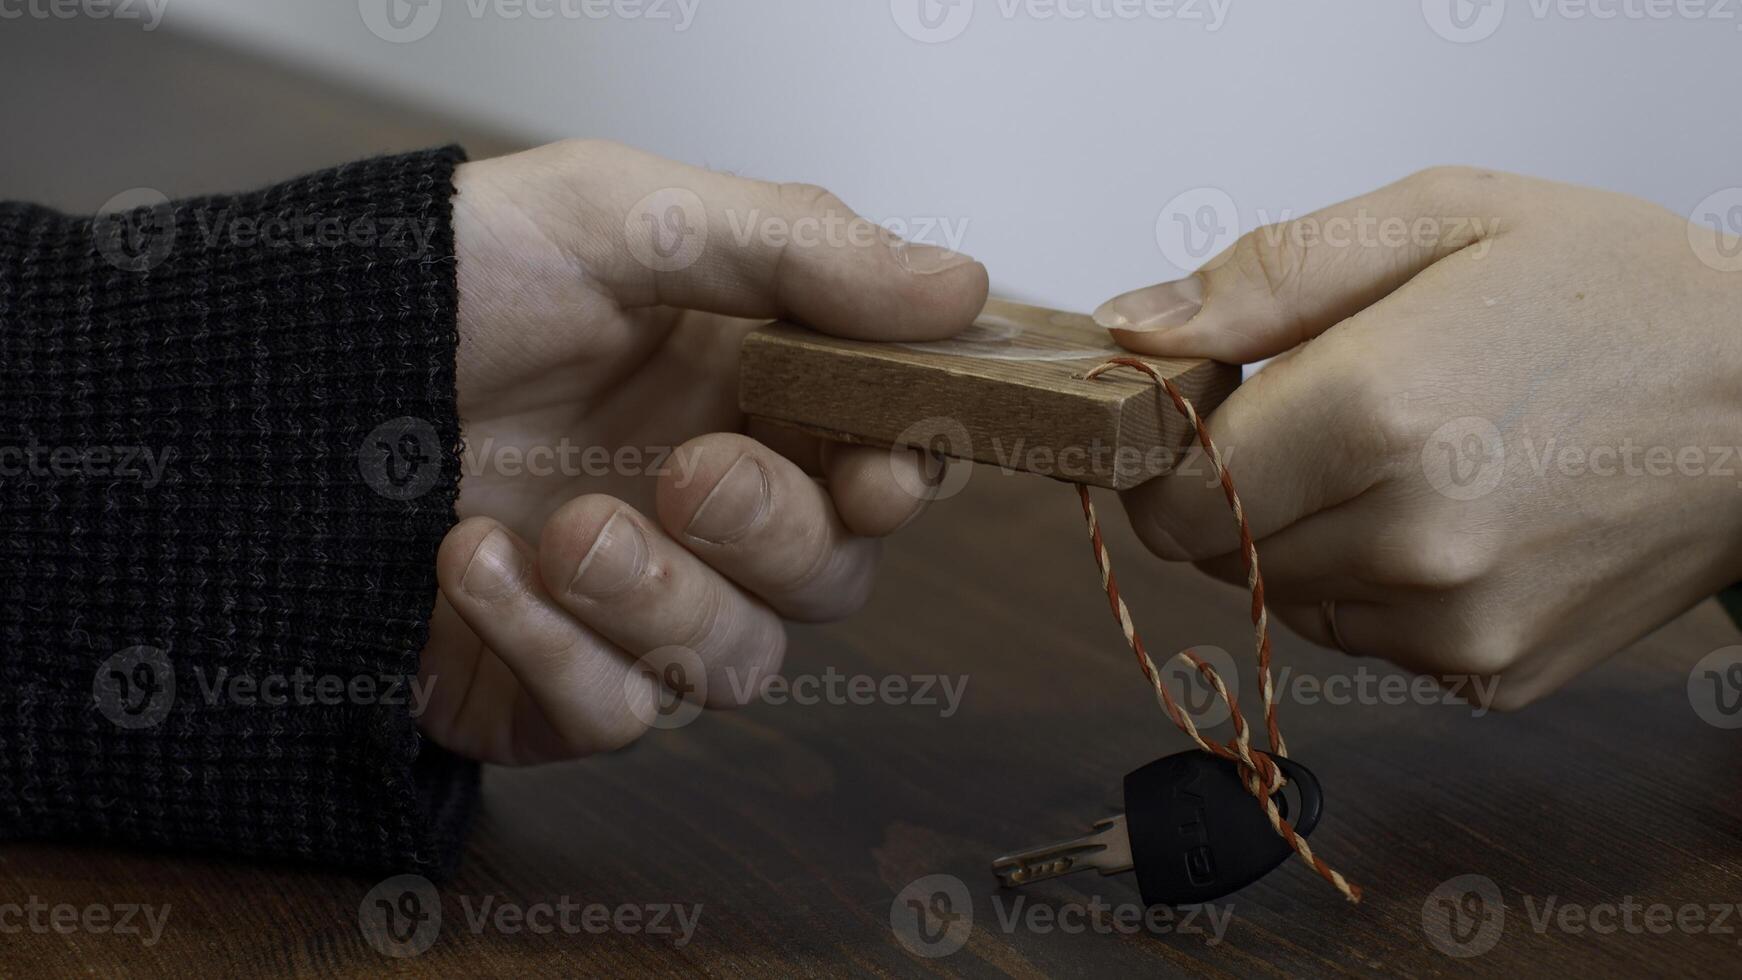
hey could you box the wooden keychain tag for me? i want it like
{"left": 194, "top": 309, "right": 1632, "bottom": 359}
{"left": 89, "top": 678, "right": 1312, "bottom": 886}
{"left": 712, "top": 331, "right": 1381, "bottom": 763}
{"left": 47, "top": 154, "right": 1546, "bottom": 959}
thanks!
{"left": 738, "top": 299, "right": 1239, "bottom": 489}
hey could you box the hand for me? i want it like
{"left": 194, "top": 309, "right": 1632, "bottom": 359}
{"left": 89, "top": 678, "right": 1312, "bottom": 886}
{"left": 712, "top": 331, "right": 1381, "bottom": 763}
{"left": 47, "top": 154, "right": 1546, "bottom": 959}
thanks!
{"left": 1095, "top": 167, "right": 1742, "bottom": 709}
{"left": 417, "top": 140, "right": 987, "bottom": 763}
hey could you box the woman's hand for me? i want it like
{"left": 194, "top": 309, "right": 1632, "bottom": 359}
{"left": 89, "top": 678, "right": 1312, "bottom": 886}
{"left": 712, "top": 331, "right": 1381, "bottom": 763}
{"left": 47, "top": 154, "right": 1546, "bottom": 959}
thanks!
{"left": 1096, "top": 167, "right": 1742, "bottom": 709}
{"left": 417, "top": 140, "right": 987, "bottom": 763}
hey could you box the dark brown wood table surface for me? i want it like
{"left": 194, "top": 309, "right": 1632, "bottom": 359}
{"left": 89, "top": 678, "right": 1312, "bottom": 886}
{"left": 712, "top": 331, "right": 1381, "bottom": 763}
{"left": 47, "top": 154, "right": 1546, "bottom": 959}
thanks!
{"left": 4, "top": 18, "right": 1740, "bottom": 979}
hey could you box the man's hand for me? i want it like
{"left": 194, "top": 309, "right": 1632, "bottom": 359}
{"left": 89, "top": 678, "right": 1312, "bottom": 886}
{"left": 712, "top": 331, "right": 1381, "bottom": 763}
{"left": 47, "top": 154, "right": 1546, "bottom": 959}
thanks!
{"left": 417, "top": 140, "right": 988, "bottom": 763}
{"left": 1096, "top": 167, "right": 1742, "bottom": 709}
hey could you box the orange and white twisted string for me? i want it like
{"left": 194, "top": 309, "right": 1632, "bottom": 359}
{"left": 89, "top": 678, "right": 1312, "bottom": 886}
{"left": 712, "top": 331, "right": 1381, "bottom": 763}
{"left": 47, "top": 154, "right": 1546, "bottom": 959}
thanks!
{"left": 1078, "top": 356, "right": 1361, "bottom": 903}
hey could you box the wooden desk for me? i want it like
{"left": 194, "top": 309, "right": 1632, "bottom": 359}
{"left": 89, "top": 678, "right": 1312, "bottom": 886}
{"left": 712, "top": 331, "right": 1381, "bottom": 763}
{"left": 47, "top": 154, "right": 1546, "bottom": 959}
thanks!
{"left": 4, "top": 18, "right": 1739, "bottom": 979}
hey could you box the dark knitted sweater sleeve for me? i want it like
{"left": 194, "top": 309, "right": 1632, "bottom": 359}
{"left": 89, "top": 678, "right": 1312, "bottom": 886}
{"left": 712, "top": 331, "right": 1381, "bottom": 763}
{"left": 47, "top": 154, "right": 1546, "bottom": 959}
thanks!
{"left": 0, "top": 147, "right": 477, "bottom": 877}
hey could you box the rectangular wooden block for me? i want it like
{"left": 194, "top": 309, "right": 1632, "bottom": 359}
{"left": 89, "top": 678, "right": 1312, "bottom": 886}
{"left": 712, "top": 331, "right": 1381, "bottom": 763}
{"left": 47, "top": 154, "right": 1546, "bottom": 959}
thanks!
{"left": 738, "top": 299, "right": 1240, "bottom": 489}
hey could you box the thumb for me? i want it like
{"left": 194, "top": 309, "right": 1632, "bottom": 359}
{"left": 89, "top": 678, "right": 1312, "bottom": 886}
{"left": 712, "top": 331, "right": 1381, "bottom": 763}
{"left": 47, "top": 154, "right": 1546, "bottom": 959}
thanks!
{"left": 513, "top": 140, "right": 991, "bottom": 342}
{"left": 1093, "top": 166, "right": 1504, "bottom": 363}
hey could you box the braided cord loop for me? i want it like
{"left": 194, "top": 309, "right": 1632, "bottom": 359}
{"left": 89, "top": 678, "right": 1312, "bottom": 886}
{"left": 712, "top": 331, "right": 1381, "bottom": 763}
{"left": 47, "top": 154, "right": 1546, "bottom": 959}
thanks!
{"left": 1078, "top": 357, "right": 1361, "bottom": 903}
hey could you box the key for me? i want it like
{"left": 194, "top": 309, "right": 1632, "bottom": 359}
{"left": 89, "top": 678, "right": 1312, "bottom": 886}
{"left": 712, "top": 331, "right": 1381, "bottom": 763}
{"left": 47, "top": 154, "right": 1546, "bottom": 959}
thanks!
{"left": 991, "top": 814, "right": 1135, "bottom": 888}
{"left": 991, "top": 749, "right": 1325, "bottom": 906}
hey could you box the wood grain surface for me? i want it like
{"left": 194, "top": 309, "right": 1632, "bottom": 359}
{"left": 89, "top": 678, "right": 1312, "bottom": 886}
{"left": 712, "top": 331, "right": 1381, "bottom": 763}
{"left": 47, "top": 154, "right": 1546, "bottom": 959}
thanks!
{"left": 5, "top": 16, "right": 1741, "bottom": 980}
{"left": 740, "top": 300, "right": 1241, "bottom": 489}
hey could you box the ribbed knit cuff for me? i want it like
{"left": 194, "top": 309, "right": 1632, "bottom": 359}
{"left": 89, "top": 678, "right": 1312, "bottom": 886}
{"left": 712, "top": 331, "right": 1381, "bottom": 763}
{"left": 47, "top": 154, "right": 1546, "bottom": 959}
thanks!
{"left": 0, "top": 146, "right": 477, "bottom": 877}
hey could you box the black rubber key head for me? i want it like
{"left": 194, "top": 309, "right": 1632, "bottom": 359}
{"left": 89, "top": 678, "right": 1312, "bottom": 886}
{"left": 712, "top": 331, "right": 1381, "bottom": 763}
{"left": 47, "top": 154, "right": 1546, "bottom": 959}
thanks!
{"left": 1123, "top": 750, "right": 1323, "bottom": 906}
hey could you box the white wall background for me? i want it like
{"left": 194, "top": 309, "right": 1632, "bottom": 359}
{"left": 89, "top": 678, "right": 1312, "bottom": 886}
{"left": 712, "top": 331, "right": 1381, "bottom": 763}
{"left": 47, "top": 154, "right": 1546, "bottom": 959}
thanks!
{"left": 164, "top": 0, "right": 1740, "bottom": 312}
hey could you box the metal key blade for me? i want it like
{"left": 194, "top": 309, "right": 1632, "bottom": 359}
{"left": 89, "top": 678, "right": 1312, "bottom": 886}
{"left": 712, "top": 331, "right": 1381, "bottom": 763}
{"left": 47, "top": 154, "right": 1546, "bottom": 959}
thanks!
{"left": 991, "top": 814, "right": 1135, "bottom": 887}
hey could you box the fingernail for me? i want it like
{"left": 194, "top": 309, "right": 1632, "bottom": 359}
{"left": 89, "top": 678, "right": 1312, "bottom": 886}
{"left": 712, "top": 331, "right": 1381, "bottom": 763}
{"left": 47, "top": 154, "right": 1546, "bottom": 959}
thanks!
{"left": 686, "top": 455, "right": 770, "bottom": 543}
{"left": 461, "top": 529, "right": 527, "bottom": 600}
{"left": 569, "top": 511, "right": 649, "bottom": 598}
{"left": 891, "top": 239, "right": 976, "bottom": 276}
{"left": 1092, "top": 276, "right": 1204, "bottom": 332}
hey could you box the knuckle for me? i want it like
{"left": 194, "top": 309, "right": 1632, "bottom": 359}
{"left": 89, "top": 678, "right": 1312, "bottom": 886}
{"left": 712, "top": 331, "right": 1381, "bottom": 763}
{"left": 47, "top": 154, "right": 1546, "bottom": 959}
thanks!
{"left": 1232, "top": 228, "right": 1307, "bottom": 301}
{"left": 781, "top": 538, "right": 879, "bottom": 622}
{"left": 1336, "top": 357, "right": 1416, "bottom": 462}
{"left": 1135, "top": 518, "right": 1187, "bottom": 562}
{"left": 589, "top": 668, "right": 656, "bottom": 752}
{"left": 1440, "top": 620, "right": 1530, "bottom": 678}
{"left": 707, "top": 628, "right": 788, "bottom": 710}
{"left": 1456, "top": 643, "right": 1527, "bottom": 682}
{"left": 672, "top": 576, "right": 736, "bottom": 660}
{"left": 546, "top": 137, "right": 623, "bottom": 167}
{"left": 1127, "top": 495, "right": 1198, "bottom": 562}
{"left": 1484, "top": 679, "right": 1544, "bottom": 713}
{"left": 591, "top": 712, "right": 651, "bottom": 755}
{"left": 1410, "top": 164, "right": 1481, "bottom": 185}
{"left": 1375, "top": 530, "right": 1495, "bottom": 590}
{"left": 776, "top": 180, "right": 847, "bottom": 218}
{"left": 1402, "top": 165, "right": 1490, "bottom": 208}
